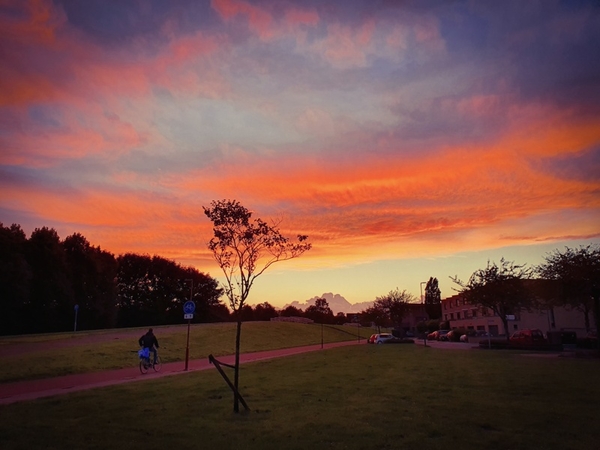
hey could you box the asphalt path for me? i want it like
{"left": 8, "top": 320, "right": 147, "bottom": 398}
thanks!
{"left": 0, "top": 340, "right": 363, "bottom": 405}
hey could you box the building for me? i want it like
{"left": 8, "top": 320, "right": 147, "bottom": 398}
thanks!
{"left": 399, "top": 303, "right": 429, "bottom": 334}
{"left": 441, "top": 293, "right": 592, "bottom": 337}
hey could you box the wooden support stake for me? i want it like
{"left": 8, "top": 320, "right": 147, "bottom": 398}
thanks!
{"left": 208, "top": 354, "right": 250, "bottom": 411}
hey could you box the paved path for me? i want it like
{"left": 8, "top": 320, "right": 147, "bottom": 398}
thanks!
{"left": 0, "top": 340, "right": 362, "bottom": 405}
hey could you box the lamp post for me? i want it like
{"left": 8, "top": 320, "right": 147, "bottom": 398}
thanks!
{"left": 321, "top": 321, "right": 324, "bottom": 349}
{"left": 74, "top": 304, "right": 79, "bottom": 332}
{"left": 420, "top": 281, "right": 427, "bottom": 346}
{"left": 185, "top": 278, "right": 193, "bottom": 371}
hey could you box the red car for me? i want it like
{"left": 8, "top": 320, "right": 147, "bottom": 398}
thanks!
{"left": 510, "top": 329, "right": 546, "bottom": 344}
{"left": 426, "top": 330, "right": 450, "bottom": 341}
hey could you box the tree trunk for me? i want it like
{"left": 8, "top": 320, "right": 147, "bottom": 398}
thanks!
{"left": 234, "top": 319, "right": 242, "bottom": 413}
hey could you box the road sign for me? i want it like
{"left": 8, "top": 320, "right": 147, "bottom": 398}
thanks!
{"left": 184, "top": 313, "right": 194, "bottom": 320}
{"left": 183, "top": 301, "right": 196, "bottom": 314}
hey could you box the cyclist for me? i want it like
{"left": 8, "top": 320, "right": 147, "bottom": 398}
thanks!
{"left": 138, "top": 328, "right": 160, "bottom": 364}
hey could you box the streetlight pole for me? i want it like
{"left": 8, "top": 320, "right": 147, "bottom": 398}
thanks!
{"left": 420, "top": 281, "right": 427, "bottom": 346}
{"left": 185, "top": 278, "right": 193, "bottom": 371}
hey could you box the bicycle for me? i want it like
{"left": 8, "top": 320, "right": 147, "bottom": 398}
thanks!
{"left": 138, "top": 348, "right": 162, "bottom": 374}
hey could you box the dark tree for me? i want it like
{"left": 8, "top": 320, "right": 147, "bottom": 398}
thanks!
{"left": 334, "top": 312, "right": 347, "bottom": 325}
{"left": 253, "top": 302, "right": 278, "bottom": 321}
{"left": 305, "top": 297, "right": 334, "bottom": 323}
{"left": 279, "top": 305, "right": 304, "bottom": 317}
{"left": 363, "top": 289, "right": 416, "bottom": 333}
{"left": 374, "top": 289, "right": 416, "bottom": 331}
{"left": 0, "top": 224, "right": 31, "bottom": 335}
{"left": 424, "top": 277, "right": 442, "bottom": 319}
{"left": 452, "top": 258, "right": 533, "bottom": 340}
{"left": 116, "top": 253, "right": 223, "bottom": 327}
{"left": 203, "top": 199, "right": 311, "bottom": 412}
{"left": 26, "top": 227, "right": 74, "bottom": 332}
{"left": 535, "top": 245, "right": 600, "bottom": 333}
{"left": 240, "top": 304, "right": 255, "bottom": 321}
{"left": 63, "top": 233, "right": 118, "bottom": 330}
{"left": 362, "top": 303, "right": 390, "bottom": 332}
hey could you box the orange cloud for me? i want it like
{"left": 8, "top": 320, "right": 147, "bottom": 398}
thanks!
{"left": 167, "top": 100, "right": 599, "bottom": 264}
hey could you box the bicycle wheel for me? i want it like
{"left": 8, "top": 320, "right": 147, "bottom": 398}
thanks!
{"left": 139, "top": 359, "right": 149, "bottom": 374}
{"left": 152, "top": 355, "right": 162, "bottom": 372}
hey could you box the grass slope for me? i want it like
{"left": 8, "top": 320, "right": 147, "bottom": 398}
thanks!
{"left": 2, "top": 322, "right": 372, "bottom": 383}
{"left": 1, "top": 345, "right": 598, "bottom": 449}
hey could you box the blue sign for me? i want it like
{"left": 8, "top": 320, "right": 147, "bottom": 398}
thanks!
{"left": 183, "top": 301, "right": 196, "bottom": 314}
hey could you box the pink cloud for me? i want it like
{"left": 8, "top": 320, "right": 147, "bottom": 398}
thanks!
{"left": 211, "top": 0, "right": 274, "bottom": 40}
{"left": 312, "top": 22, "right": 374, "bottom": 68}
{"left": 284, "top": 8, "right": 319, "bottom": 27}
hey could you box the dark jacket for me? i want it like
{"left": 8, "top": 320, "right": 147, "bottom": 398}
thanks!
{"left": 139, "top": 332, "right": 159, "bottom": 349}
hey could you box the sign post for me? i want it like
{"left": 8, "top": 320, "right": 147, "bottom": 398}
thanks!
{"left": 183, "top": 300, "right": 196, "bottom": 371}
{"left": 74, "top": 304, "right": 79, "bottom": 332}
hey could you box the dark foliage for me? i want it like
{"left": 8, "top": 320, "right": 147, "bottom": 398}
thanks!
{"left": 0, "top": 223, "right": 223, "bottom": 335}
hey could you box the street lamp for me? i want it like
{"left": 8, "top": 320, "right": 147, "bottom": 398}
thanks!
{"left": 420, "top": 281, "right": 427, "bottom": 346}
{"left": 185, "top": 278, "right": 193, "bottom": 371}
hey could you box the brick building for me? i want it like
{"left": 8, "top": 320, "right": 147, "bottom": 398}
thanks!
{"left": 441, "top": 293, "right": 592, "bottom": 337}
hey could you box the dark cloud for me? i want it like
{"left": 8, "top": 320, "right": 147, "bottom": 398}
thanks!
{"left": 539, "top": 145, "right": 600, "bottom": 183}
{"left": 54, "top": 0, "right": 219, "bottom": 47}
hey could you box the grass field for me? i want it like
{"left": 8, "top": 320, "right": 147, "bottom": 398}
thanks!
{"left": 1, "top": 322, "right": 373, "bottom": 383}
{"left": 1, "top": 325, "right": 599, "bottom": 449}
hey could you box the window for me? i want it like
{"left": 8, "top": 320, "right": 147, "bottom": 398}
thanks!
{"left": 450, "top": 313, "right": 454, "bottom": 320}
{"left": 456, "top": 312, "right": 461, "bottom": 320}
{"left": 472, "top": 309, "right": 477, "bottom": 318}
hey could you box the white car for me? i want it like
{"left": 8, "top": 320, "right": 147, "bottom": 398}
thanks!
{"left": 372, "top": 333, "right": 397, "bottom": 344}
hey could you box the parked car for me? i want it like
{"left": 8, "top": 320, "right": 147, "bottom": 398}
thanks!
{"left": 367, "top": 333, "right": 398, "bottom": 344}
{"left": 427, "top": 330, "right": 450, "bottom": 341}
{"left": 446, "top": 330, "right": 463, "bottom": 341}
{"left": 510, "top": 329, "right": 546, "bottom": 344}
{"left": 437, "top": 330, "right": 450, "bottom": 341}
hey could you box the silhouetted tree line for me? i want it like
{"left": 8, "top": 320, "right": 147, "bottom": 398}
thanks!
{"left": 238, "top": 298, "right": 354, "bottom": 325}
{"left": 0, "top": 223, "right": 225, "bottom": 335}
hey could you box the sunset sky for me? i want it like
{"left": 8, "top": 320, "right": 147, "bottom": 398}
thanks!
{"left": 1, "top": 0, "right": 599, "bottom": 309}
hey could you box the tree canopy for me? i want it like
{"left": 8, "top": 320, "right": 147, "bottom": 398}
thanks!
{"left": 536, "top": 244, "right": 600, "bottom": 332}
{"left": 452, "top": 258, "right": 532, "bottom": 340}
{"left": 363, "top": 288, "right": 417, "bottom": 331}
{"left": 304, "top": 297, "right": 334, "bottom": 323}
{"left": 0, "top": 222, "right": 223, "bottom": 334}
{"left": 424, "top": 277, "right": 442, "bottom": 319}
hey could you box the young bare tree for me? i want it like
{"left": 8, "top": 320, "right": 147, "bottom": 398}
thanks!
{"left": 451, "top": 258, "right": 532, "bottom": 340}
{"left": 203, "top": 199, "right": 311, "bottom": 412}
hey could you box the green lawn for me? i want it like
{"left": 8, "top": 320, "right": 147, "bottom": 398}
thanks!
{"left": 1, "top": 322, "right": 373, "bottom": 383}
{"left": 1, "top": 343, "right": 599, "bottom": 450}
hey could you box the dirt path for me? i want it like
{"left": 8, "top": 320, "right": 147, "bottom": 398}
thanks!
{"left": 0, "top": 340, "right": 362, "bottom": 405}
